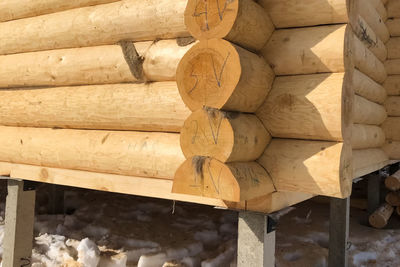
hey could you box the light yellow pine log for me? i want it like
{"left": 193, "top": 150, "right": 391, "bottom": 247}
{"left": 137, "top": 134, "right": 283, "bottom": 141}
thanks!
{"left": 353, "top": 95, "right": 387, "bottom": 125}
{"left": 0, "top": 0, "right": 188, "bottom": 55}
{"left": 381, "top": 117, "right": 400, "bottom": 141}
{"left": 184, "top": 0, "right": 274, "bottom": 51}
{"left": 258, "top": 0, "right": 347, "bottom": 28}
{"left": 383, "top": 140, "right": 400, "bottom": 159}
{"left": 180, "top": 108, "right": 270, "bottom": 162}
{"left": 385, "top": 96, "right": 400, "bottom": 116}
{"left": 0, "top": 0, "right": 119, "bottom": 22}
{"left": 369, "top": 0, "right": 388, "bottom": 22}
{"left": 258, "top": 139, "right": 352, "bottom": 198}
{"left": 0, "top": 126, "right": 184, "bottom": 179}
{"left": 387, "top": 0, "right": 400, "bottom": 18}
{"left": 386, "top": 18, "right": 400, "bottom": 36}
{"left": 353, "top": 148, "right": 389, "bottom": 178}
{"left": 351, "top": 124, "right": 385, "bottom": 149}
{"left": 384, "top": 75, "right": 400, "bottom": 95}
{"left": 172, "top": 157, "right": 275, "bottom": 202}
{"left": 352, "top": 69, "right": 387, "bottom": 104}
{"left": 0, "top": 40, "right": 194, "bottom": 88}
{"left": 387, "top": 38, "right": 400, "bottom": 59}
{"left": 385, "top": 191, "right": 400, "bottom": 206}
{"left": 0, "top": 82, "right": 189, "bottom": 132}
{"left": 177, "top": 39, "right": 274, "bottom": 112}
{"left": 256, "top": 73, "right": 353, "bottom": 142}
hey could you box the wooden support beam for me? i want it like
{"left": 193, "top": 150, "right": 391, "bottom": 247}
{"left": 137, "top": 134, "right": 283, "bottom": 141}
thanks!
{"left": 47, "top": 185, "right": 65, "bottom": 215}
{"left": 367, "top": 174, "right": 381, "bottom": 214}
{"left": 237, "top": 212, "right": 275, "bottom": 267}
{"left": 3, "top": 180, "right": 36, "bottom": 267}
{"left": 328, "top": 197, "right": 349, "bottom": 267}
{"left": 0, "top": 162, "right": 312, "bottom": 213}
{"left": 184, "top": 0, "right": 274, "bottom": 51}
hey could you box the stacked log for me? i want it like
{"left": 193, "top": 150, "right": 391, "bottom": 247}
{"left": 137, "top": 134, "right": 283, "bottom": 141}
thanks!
{"left": 259, "top": 0, "right": 389, "bottom": 186}
{"left": 0, "top": 0, "right": 195, "bottom": 182}
{"left": 172, "top": 0, "right": 277, "bottom": 202}
{"left": 383, "top": 0, "right": 400, "bottom": 160}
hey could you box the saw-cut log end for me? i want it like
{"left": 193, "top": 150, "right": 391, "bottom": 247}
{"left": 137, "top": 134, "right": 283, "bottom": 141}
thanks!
{"left": 180, "top": 107, "right": 270, "bottom": 162}
{"left": 369, "top": 203, "right": 394, "bottom": 229}
{"left": 172, "top": 157, "right": 275, "bottom": 202}
{"left": 184, "top": 0, "right": 273, "bottom": 50}
{"left": 176, "top": 39, "right": 272, "bottom": 112}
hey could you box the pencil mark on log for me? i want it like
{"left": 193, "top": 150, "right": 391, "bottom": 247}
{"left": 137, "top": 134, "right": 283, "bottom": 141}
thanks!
{"left": 211, "top": 53, "right": 230, "bottom": 87}
{"left": 193, "top": 0, "right": 209, "bottom": 31}
{"left": 191, "top": 120, "right": 199, "bottom": 144}
{"left": 207, "top": 160, "right": 221, "bottom": 194}
{"left": 119, "top": 40, "right": 144, "bottom": 81}
{"left": 176, "top": 36, "right": 196, "bottom": 46}
{"left": 216, "top": 0, "right": 234, "bottom": 21}
{"left": 205, "top": 107, "right": 223, "bottom": 144}
{"left": 188, "top": 70, "right": 199, "bottom": 95}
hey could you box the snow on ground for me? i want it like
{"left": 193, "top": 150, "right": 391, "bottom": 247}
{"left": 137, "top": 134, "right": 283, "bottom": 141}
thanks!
{"left": 0, "top": 184, "right": 398, "bottom": 266}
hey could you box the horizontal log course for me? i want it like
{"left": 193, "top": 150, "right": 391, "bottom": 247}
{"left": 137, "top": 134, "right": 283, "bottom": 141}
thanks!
{"left": 351, "top": 124, "right": 385, "bottom": 149}
{"left": 180, "top": 108, "right": 270, "bottom": 162}
{"left": 386, "top": 191, "right": 400, "bottom": 206}
{"left": 258, "top": 139, "right": 352, "bottom": 198}
{"left": 383, "top": 140, "right": 400, "bottom": 159}
{"left": 0, "top": 82, "right": 189, "bottom": 132}
{"left": 353, "top": 95, "right": 387, "bottom": 125}
{"left": 387, "top": 0, "right": 400, "bottom": 19}
{"left": 0, "top": 0, "right": 188, "bottom": 55}
{"left": 382, "top": 117, "right": 400, "bottom": 141}
{"left": 387, "top": 38, "right": 400, "bottom": 59}
{"left": 176, "top": 39, "right": 274, "bottom": 112}
{"left": 259, "top": 0, "right": 347, "bottom": 28}
{"left": 353, "top": 148, "right": 389, "bottom": 178}
{"left": 369, "top": 203, "right": 394, "bottom": 228}
{"left": 184, "top": 0, "right": 274, "bottom": 51}
{"left": 0, "top": 0, "right": 119, "bottom": 22}
{"left": 385, "top": 170, "right": 400, "bottom": 191}
{"left": 0, "top": 126, "right": 184, "bottom": 179}
{"left": 386, "top": 18, "right": 400, "bottom": 36}
{"left": 369, "top": 0, "right": 388, "bottom": 22}
{"left": 256, "top": 73, "right": 352, "bottom": 142}
{"left": 0, "top": 40, "right": 194, "bottom": 88}
{"left": 384, "top": 75, "right": 400, "bottom": 95}
{"left": 262, "top": 25, "right": 387, "bottom": 82}
{"left": 172, "top": 157, "right": 276, "bottom": 202}
{"left": 352, "top": 69, "right": 387, "bottom": 104}
{"left": 385, "top": 97, "right": 400, "bottom": 116}
{"left": 384, "top": 59, "right": 400, "bottom": 75}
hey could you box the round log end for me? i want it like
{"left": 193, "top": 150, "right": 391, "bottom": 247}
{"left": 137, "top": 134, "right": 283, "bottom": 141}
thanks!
{"left": 184, "top": 0, "right": 239, "bottom": 41}
{"left": 176, "top": 39, "right": 241, "bottom": 111}
{"left": 180, "top": 108, "right": 270, "bottom": 162}
{"left": 369, "top": 213, "right": 388, "bottom": 229}
{"left": 385, "top": 176, "right": 400, "bottom": 191}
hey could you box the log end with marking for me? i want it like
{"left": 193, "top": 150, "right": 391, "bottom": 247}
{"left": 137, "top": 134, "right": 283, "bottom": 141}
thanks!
{"left": 180, "top": 107, "right": 270, "bottom": 162}
{"left": 172, "top": 156, "right": 275, "bottom": 202}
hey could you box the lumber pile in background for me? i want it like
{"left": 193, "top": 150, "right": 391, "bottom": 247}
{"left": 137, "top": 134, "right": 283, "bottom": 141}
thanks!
{"left": 1, "top": 0, "right": 400, "bottom": 213}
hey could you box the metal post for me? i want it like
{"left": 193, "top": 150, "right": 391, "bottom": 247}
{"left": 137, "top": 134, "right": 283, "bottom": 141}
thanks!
{"left": 328, "top": 197, "right": 350, "bottom": 267}
{"left": 3, "top": 180, "right": 36, "bottom": 267}
{"left": 367, "top": 173, "right": 380, "bottom": 214}
{"left": 237, "top": 211, "right": 276, "bottom": 267}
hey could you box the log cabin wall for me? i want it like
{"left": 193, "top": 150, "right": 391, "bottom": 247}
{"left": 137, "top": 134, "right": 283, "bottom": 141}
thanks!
{"left": 0, "top": 0, "right": 395, "bottom": 213}
{"left": 383, "top": 0, "right": 400, "bottom": 159}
